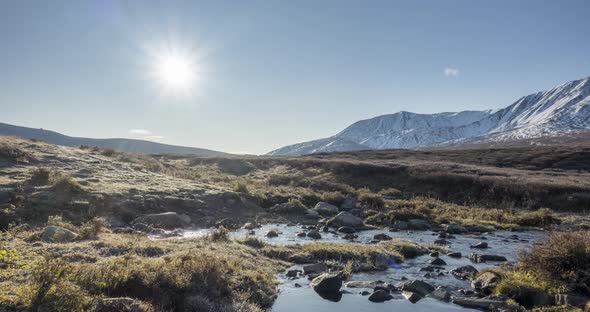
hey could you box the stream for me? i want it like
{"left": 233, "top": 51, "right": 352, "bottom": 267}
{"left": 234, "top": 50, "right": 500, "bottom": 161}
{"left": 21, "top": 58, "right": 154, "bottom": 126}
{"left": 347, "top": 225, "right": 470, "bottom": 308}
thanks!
{"left": 182, "top": 224, "right": 545, "bottom": 311}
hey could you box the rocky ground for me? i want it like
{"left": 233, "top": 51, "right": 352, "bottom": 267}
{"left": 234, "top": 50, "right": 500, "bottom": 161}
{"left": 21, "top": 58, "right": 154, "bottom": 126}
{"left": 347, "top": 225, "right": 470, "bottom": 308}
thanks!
{"left": 1, "top": 136, "right": 589, "bottom": 311}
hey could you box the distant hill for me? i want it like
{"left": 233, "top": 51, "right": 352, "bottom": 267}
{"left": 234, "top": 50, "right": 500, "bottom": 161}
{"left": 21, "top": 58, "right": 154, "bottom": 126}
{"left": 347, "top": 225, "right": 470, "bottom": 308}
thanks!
{"left": 0, "top": 122, "right": 224, "bottom": 155}
{"left": 270, "top": 76, "right": 590, "bottom": 155}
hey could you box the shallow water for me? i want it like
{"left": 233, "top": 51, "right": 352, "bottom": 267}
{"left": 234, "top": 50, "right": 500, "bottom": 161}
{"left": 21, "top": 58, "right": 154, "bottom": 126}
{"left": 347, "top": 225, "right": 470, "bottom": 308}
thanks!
{"left": 182, "top": 224, "right": 545, "bottom": 311}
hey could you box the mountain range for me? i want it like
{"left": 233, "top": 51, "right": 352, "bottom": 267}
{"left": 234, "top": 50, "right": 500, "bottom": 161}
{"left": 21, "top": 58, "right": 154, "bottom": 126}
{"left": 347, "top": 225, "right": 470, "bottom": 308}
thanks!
{"left": 269, "top": 76, "right": 590, "bottom": 155}
{"left": 0, "top": 122, "right": 223, "bottom": 155}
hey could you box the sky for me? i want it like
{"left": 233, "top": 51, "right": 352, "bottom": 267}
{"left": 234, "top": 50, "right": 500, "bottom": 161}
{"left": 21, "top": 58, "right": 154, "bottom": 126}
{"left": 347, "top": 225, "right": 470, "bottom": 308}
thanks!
{"left": 1, "top": 0, "right": 589, "bottom": 154}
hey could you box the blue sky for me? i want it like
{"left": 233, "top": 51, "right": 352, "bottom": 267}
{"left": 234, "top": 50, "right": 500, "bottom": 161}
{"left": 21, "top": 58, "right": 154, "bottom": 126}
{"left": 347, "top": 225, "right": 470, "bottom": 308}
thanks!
{"left": 1, "top": 0, "right": 589, "bottom": 154}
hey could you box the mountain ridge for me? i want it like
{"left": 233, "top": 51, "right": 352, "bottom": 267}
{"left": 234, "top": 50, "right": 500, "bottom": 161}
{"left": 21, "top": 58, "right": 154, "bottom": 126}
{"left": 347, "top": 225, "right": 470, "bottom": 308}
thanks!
{"left": 269, "top": 76, "right": 590, "bottom": 155}
{"left": 0, "top": 122, "right": 224, "bottom": 155}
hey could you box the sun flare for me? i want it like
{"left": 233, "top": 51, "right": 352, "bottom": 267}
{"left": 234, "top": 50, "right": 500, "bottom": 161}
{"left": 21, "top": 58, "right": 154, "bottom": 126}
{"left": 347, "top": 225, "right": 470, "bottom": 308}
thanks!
{"left": 147, "top": 45, "right": 204, "bottom": 97}
{"left": 156, "top": 54, "right": 194, "bottom": 90}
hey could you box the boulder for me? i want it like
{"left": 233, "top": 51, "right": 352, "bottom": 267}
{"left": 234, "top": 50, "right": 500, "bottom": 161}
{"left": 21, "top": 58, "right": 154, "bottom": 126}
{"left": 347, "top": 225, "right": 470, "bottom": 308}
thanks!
{"left": 337, "top": 226, "right": 356, "bottom": 234}
{"left": 471, "top": 242, "right": 488, "bottom": 249}
{"left": 429, "top": 251, "right": 439, "bottom": 257}
{"left": 286, "top": 269, "right": 301, "bottom": 278}
{"left": 132, "top": 212, "right": 191, "bottom": 230}
{"left": 447, "top": 251, "right": 462, "bottom": 258}
{"left": 305, "top": 209, "right": 321, "bottom": 219}
{"left": 41, "top": 226, "right": 78, "bottom": 243}
{"left": 452, "top": 297, "right": 520, "bottom": 311}
{"left": 345, "top": 281, "right": 389, "bottom": 289}
{"left": 314, "top": 202, "right": 340, "bottom": 215}
{"left": 307, "top": 230, "right": 322, "bottom": 239}
{"left": 430, "top": 258, "right": 446, "bottom": 266}
{"left": 296, "top": 232, "right": 306, "bottom": 237}
{"left": 243, "top": 222, "right": 258, "bottom": 230}
{"left": 470, "top": 253, "right": 507, "bottom": 263}
{"left": 368, "top": 290, "right": 393, "bottom": 302}
{"left": 472, "top": 272, "right": 501, "bottom": 295}
{"left": 445, "top": 223, "right": 466, "bottom": 234}
{"left": 303, "top": 263, "right": 327, "bottom": 275}
{"left": 434, "top": 239, "right": 449, "bottom": 245}
{"left": 328, "top": 212, "right": 364, "bottom": 228}
{"left": 400, "top": 280, "right": 435, "bottom": 297}
{"left": 451, "top": 265, "right": 479, "bottom": 280}
{"left": 311, "top": 272, "right": 343, "bottom": 293}
{"left": 266, "top": 229, "right": 279, "bottom": 238}
{"left": 408, "top": 219, "right": 430, "bottom": 230}
{"left": 340, "top": 195, "right": 356, "bottom": 211}
{"left": 430, "top": 286, "right": 451, "bottom": 301}
{"left": 392, "top": 220, "right": 409, "bottom": 230}
{"left": 403, "top": 291, "right": 423, "bottom": 303}
{"left": 373, "top": 233, "right": 392, "bottom": 241}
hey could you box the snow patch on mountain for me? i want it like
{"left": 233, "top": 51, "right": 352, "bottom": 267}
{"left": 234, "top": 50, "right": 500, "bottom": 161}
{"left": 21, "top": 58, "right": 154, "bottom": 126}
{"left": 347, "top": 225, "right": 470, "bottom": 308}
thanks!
{"left": 269, "top": 76, "right": 590, "bottom": 156}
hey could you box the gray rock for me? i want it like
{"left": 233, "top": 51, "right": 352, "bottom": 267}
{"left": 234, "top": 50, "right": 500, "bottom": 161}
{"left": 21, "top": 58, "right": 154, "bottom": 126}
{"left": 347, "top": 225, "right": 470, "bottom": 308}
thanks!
{"left": 472, "top": 272, "right": 501, "bottom": 295}
{"left": 305, "top": 209, "right": 321, "bottom": 219}
{"left": 430, "top": 258, "right": 446, "bottom": 266}
{"left": 453, "top": 297, "right": 520, "bottom": 311}
{"left": 266, "top": 229, "right": 279, "bottom": 238}
{"left": 340, "top": 195, "right": 356, "bottom": 210}
{"left": 243, "top": 222, "right": 258, "bottom": 230}
{"left": 345, "top": 281, "right": 389, "bottom": 289}
{"left": 430, "top": 251, "right": 439, "bottom": 257}
{"left": 471, "top": 242, "right": 488, "bottom": 249}
{"left": 392, "top": 220, "right": 409, "bottom": 230}
{"left": 368, "top": 290, "right": 393, "bottom": 302}
{"left": 132, "top": 212, "right": 190, "bottom": 230}
{"left": 451, "top": 265, "right": 479, "bottom": 280}
{"left": 311, "top": 272, "right": 342, "bottom": 293}
{"left": 307, "top": 230, "right": 322, "bottom": 239}
{"left": 104, "top": 215, "right": 127, "bottom": 228}
{"left": 314, "top": 202, "right": 340, "bottom": 215}
{"left": 434, "top": 239, "right": 449, "bottom": 245}
{"left": 445, "top": 223, "right": 466, "bottom": 234}
{"left": 286, "top": 269, "right": 301, "bottom": 278}
{"left": 41, "top": 226, "right": 78, "bottom": 243}
{"left": 337, "top": 226, "right": 356, "bottom": 234}
{"left": 470, "top": 253, "right": 507, "bottom": 263}
{"left": 447, "top": 251, "right": 462, "bottom": 258}
{"left": 303, "top": 263, "right": 327, "bottom": 275}
{"left": 430, "top": 286, "right": 451, "bottom": 301}
{"left": 400, "top": 280, "right": 435, "bottom": 297}
{"left": 296, "top": 232, "right": 307, "bottom": 237}
{"left": 373, "top": 233, "right": 392, "bottom": 241}
{"left": 408, "top": 219, "right": 430, "bottom": 230}
{"left": 403, "top": 291, "right": 423, "bottom": 303}
{"left": 329, "top": 212, "right": 364, "bottom": 228}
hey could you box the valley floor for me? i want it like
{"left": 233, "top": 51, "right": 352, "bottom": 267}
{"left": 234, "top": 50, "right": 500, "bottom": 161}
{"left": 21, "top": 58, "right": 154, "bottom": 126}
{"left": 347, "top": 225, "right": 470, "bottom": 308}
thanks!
{"left": 1, "top": 136, "right": 590, "bottom": 311}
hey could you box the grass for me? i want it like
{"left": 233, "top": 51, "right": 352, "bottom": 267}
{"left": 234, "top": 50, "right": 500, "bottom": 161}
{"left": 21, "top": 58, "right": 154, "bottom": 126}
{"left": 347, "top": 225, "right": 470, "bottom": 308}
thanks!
{"left": 0, "top": 230, "right": 286, "bottom": 311}
{"left": 480, "top": 231, "right": 590, "bottom": 309}
{"left": 261, "top": 239, "right": 428, "bottom": 272}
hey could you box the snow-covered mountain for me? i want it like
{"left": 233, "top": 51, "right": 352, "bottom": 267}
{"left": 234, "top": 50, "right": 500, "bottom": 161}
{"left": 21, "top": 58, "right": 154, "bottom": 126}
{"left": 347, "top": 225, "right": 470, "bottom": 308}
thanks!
{"left": 269, "top": 76, "right": 590, "bottom": 155}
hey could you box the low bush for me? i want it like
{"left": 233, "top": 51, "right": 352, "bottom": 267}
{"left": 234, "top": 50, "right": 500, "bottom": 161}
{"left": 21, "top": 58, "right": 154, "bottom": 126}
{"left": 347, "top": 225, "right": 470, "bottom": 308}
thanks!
{"left": 234, "top": 181, "right": 249, "bottom": 193}
{"left": 30, "top": 167, "right": 51, "bottom": 185}
{"left": 78, "top": 217, "right": 107, "bottom": 240}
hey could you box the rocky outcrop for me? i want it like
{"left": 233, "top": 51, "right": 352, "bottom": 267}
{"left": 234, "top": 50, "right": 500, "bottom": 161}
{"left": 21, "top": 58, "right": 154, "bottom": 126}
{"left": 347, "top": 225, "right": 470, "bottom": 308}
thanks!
{"left": 470, "top": 253, "right": 507, "bottom": 263}
{"left": 452, "top": 297, "right": 520, "bottom": 311}
{"left": 41, "top": 226, "right": 78, "bottom": 243}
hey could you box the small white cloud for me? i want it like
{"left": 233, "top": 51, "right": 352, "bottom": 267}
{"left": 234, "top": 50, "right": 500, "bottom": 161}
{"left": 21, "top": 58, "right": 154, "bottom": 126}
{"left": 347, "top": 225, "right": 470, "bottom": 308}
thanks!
{"left": 444, "top": 67, "right": 460, "bottom": 77}
{"left": 128, "top": 129, "right": 152, "bottom": 135}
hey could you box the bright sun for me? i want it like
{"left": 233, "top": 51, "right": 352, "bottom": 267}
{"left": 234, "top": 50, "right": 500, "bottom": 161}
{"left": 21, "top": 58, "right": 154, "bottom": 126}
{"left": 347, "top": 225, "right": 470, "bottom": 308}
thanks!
{"left": 155, "top": 53, "right": 196, "bottom": 93}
